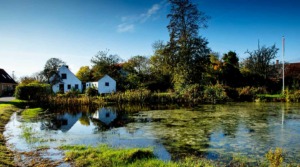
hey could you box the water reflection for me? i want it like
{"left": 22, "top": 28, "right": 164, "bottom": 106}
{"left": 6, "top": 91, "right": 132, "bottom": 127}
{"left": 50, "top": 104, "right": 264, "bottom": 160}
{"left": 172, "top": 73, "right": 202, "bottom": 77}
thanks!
{"left": 41, "top": 113, "right": 82, "bottom": 132}
{"left": 4, "top": 103, "right": 300, "bottom": 163}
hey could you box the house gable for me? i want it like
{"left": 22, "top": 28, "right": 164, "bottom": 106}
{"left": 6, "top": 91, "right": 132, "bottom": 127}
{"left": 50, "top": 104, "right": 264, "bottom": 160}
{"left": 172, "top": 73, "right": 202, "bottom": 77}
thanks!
{"left": 97, "top": 75, "right": 116, "bottom": 94}
{"left": 52, "top": 65, "right": 82, "bottom": 93}
{"left": 0, "top": 69, "right": 17, "bottom": 84}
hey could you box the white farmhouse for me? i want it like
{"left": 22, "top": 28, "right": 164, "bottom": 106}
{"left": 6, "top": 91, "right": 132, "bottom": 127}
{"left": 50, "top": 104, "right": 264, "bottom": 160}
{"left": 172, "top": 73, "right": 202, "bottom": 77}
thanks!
{"left": 97, "top": 75, "right": 116, "bottom": 94}
{"left": 52, "top": 65, "right": 82, "bottom": 93}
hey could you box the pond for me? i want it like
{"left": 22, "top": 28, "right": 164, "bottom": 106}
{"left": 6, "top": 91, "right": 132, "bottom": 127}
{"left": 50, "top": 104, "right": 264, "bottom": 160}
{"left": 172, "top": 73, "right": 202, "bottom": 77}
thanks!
{"left": 4, "top": 103, "right": 300, "bottom": 164}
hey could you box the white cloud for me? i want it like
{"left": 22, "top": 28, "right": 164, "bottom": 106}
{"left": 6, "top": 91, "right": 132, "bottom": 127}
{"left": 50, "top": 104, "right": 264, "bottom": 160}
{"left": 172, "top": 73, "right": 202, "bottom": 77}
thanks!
{"left": 117, "top": 1, "right": 166, "bottom": 33}
{"left": 140, "top": 4, "right": 161, "bottom": 23}
{"left": 117, "top": 23, "right": 135, "bottom": 33}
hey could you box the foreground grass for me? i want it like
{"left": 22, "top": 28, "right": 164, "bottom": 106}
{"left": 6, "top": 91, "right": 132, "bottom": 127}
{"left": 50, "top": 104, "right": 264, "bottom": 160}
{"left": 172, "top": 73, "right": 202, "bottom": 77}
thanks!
{"left": 21, "top": 107, "right": 43, "bottom": 121}
{"left": 0, "top": 101, "right": 21, "bottom": 167}
{"left": 60, "top": 144, "right": 214, "bottom": 167}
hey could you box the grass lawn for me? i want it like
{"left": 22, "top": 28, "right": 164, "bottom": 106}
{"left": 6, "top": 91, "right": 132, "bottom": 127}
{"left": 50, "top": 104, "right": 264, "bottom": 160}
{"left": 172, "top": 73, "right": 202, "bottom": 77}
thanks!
{"left": 0, "top": 101, "right": 20, "bottom": 167}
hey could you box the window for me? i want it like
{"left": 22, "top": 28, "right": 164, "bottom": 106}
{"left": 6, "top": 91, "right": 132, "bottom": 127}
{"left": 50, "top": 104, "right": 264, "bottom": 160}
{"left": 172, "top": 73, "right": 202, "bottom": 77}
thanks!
{"left": 61, "top": 73, "right": 67, "bottom": 79}
{"left": 67, "top": 84, "right": 71, "bottom": 89}
{"left": 75, "top": 84, "right": 79, "bottom": 90}
{"left": 105, "top": 82, "right": 109, "bottom": 86}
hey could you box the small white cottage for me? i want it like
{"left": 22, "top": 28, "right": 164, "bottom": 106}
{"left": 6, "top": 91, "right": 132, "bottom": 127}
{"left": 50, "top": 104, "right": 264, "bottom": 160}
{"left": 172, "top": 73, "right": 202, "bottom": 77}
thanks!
{"left": 52, "top": 65, "right": 82, "bottom": 93}
{"left": 97, "top": 75, "right": 116, "bottom": 94}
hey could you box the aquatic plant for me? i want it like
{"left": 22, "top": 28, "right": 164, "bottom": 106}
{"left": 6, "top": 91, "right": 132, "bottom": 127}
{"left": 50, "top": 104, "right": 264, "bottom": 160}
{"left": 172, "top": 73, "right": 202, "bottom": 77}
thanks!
{"left": 21, "top": 125, "right": 39, "bottom": 143}
{"left": 265, "top": 148, "right": 284, "bottom": 167}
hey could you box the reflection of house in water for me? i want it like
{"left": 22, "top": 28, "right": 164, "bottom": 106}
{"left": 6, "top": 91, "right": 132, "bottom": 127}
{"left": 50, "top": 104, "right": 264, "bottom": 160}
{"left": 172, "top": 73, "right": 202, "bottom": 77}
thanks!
{"left": 92, "top": 108, "right": 117, "bottom": 125}
{"left": 41, "top": 113, "right": 82, "bottom": 132}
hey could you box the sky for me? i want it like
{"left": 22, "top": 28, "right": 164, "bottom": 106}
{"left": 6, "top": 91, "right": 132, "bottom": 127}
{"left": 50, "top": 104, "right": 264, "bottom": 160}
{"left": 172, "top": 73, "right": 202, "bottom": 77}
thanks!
{"left": 1, "top": 0, "right": 300, "bottom": 79}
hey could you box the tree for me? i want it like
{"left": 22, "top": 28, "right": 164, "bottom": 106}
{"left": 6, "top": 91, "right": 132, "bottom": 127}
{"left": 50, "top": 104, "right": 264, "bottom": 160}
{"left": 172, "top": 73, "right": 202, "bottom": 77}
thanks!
{"left": 42, "top": 58, "right": 65, "bottom": 85}
{"left": 76, "top": 66, "right": 92, "bottom": 82}
{"left": 244, "top": 44, "right": 279, "bottom": 79}
{"left": 90, "top": 50, "right": 122, "bottom": 81}
{"left": 221, "top": 51, "right": 241, "bottom": 87}
{"left": 164, "top": 0, "right": 211, "bottom": 90}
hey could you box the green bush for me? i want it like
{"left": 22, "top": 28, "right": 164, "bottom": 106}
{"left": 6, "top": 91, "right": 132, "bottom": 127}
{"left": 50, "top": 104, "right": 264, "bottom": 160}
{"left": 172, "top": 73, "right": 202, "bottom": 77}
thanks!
{"left": 15, "top": 83, "right": 51, "bottom": 101}
{"left": 204, "top": 84, "right": 228, "bottom": 103}
{"left": 85, "top": 87, "right": 98, "bottom": 97}
{"left": 179, "top": 84, "right": 203, "bottom": 103}
{"left": 65, "top": 88, "right": 80, "bottom": 98}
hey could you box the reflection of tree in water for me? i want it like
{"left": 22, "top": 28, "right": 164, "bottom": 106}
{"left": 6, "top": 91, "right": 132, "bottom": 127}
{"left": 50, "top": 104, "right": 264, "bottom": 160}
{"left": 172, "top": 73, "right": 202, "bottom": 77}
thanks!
{"left": 40, "top": 112, "right": 82, "bottom": 132}
{"left": 79, "top": 113, "right": 90, "bottom": 126}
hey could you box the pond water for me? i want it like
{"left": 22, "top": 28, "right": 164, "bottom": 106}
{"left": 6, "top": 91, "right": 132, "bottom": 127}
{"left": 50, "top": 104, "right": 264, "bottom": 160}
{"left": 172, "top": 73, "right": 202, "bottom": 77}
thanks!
{"left": 4, "top": 103, "right": 300, "bottom": 164}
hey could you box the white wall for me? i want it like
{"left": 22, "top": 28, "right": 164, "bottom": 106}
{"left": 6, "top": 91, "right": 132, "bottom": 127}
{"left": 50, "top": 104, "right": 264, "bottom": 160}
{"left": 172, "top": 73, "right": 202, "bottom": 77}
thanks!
{"left": 52, "top": 65, "right": 82, "bottom": 93}
{"left": 86, "top": 82, "right": 98, "bottom": 88}
{"left": 98, "top": 75, "right": 116, "bottom": 94}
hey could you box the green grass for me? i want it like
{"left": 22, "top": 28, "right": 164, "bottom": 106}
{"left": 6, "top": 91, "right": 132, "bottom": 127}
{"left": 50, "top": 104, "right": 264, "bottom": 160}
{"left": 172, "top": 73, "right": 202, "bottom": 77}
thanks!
{"left": 0, "top": 102, "right": 20, "bottom": 167}
{"left": 60, "top": 144, "right": 215, "bottom": 167}
{"left": 21, "top": 107, "right": 43, "bottom": 120}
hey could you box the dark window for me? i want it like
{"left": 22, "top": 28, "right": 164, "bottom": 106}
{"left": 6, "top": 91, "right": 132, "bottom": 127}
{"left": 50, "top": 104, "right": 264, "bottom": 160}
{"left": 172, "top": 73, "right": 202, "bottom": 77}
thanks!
{"left": 61, "top": 73, "right": 67, "bottom": 79}
{"left": 67, "top": 84, "right": 71, "bottom": 89}
{"left": 75, "top": 84, "right": 79, "bottom": 89}
{"left": 105, "top": 82, "right": 109, "bottom": 86}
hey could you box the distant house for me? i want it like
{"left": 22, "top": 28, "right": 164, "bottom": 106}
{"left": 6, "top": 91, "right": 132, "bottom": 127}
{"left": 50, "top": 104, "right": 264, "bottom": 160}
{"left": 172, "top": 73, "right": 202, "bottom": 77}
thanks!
{"left": 0, "top": 68, "right": 17, "bottom": 96}
{"left": 51, "top": 65, "right": 82, "bottom": 93}
{"left": 97, "top": 75, "right": 116, "bottom": 94}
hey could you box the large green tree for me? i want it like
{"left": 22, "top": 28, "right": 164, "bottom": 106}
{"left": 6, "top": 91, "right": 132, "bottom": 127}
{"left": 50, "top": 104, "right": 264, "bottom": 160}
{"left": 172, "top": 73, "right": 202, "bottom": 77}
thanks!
{"left": 76, "top": 66, "right": 92, "bottom": 82}
{"left": 164, "top": 0, "right": 211, "bottom": 91}
{"left": 90, "top": 50, "right": 122, "bottom": 81}
{"left": 42, "top": 58, "right": 65, "bottom": 85}
{"left": 221, "top": 51, "right": 241, "bottom": 87}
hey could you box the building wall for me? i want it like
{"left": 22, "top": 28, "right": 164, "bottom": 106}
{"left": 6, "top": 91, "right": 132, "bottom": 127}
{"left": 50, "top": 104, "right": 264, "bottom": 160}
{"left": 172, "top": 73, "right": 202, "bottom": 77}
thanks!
{"left": 52, "top": 66, "right": 82, "bottom": 93}
{"left": 0, "top": 83, "right": 16, "bottom": 96}
{"left": 86, "top": 82, "right": 98, "bottom": 88}
{"left": 98, "top": 75, "right": 116, "bottom": 94}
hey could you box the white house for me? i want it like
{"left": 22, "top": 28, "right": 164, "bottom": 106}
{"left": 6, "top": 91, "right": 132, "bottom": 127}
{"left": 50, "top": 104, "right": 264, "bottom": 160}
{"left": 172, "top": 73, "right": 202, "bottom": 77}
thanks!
{"left": 97, "top": 75, "right": 116, "bottom": 94}
{"left": 52, "top": 65, "right": 82, "bottom": 93}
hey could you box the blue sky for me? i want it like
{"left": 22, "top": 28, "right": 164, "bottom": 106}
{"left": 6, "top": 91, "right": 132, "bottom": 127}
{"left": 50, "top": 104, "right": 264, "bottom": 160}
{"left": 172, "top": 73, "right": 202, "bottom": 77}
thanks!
{"left": 1, "top": 0, "right": 299, "bottom": 78}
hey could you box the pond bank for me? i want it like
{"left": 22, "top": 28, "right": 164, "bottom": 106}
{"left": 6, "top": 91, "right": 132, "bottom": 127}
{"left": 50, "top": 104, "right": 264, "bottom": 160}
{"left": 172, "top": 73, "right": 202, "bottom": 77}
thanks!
{"left": 0, "top": 101, "right": 20, "bottom": 166}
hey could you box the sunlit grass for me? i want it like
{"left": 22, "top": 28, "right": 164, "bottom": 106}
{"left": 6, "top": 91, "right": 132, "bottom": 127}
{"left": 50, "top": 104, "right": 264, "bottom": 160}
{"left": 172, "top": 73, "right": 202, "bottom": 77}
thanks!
{"left": 21, "top": 107, "right": 43, "bottom": 120}
{"left": 60, "top": 144, "right": 215, "bottom": 167}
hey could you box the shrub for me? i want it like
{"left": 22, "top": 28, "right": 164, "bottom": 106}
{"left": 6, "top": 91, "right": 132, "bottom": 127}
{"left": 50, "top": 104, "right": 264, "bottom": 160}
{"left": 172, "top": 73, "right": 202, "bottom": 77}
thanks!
{"left": 15, "top": 83, "right": 51, "bottom": 101}
{"left": 65, "top": 88, "right": 80, "bottom": 98}
{"left": 85, "top": 87, "right": 98, "bottom": 97}
{"left": 204, "top": 84, "right": 228, "bottom": 103}
{"left": 179, "top": 84, "right": 203, "bottom": 103}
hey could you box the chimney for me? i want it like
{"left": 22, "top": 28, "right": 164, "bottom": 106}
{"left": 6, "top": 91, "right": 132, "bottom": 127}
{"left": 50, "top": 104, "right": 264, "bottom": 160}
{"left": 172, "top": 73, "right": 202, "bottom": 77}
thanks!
{"left": 276, "top": 60, "right": 279, "bottom": 65}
